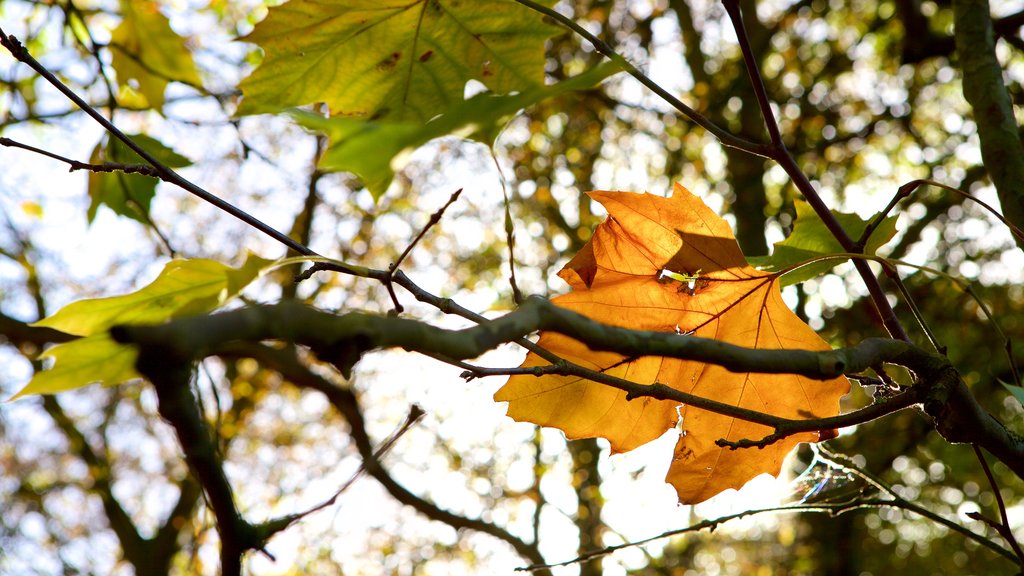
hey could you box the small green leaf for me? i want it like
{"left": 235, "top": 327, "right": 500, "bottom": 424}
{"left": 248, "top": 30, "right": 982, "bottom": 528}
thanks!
{"left": 110, "top": 0, "right": 202, "bottom": 110}
{"left": 11, "top": 253, "right": 274, "bottom": 399}
{"left": 10, "top": 334, "right": 141, "bottom": 400}
{"left": 238, "top": 0, "right": 562, "bottom": 120}
{"left": 748, "top": 201, "right": 898, "bottom": 286}
{"left": 293, "top": 62, "right": 621, "bottom": 199}
{"left": 33, "top": 252, "right": 273, "bottom": 337}
{"left": 87, "top": 133, "right": 191, "bottom": 224}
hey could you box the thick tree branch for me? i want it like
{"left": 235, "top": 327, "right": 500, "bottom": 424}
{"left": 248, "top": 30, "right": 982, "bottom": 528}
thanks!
{"left": 111, "top": 297, "right": 925, "bottom": 380}
{"left": 134, "top": 353, "right": 254, "bottom": 576}
{"left": 110, "top": 297, "right": 1024, "bottom": 479}
{"left": 0, "top": 310, "right": 75, "bottom": 348}
{"left": 953, "top": 0, "right": 1024, "bottom": 249}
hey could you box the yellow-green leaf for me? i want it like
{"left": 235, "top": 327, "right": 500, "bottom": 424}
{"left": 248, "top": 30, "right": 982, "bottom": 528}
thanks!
{"left": 10, "top": 253, "right": 273, "bottom": 399}
{"left": 10, "top": 334, "right": 141, "bottom": 400}
{"left": 32, "top": 252, "right": 272, "bottom": 337}
{"left": 237, "top": 0, "right": 561, "bottom": 120}
{"left": 110, "top": 0, "right": 201, "bottom": 110}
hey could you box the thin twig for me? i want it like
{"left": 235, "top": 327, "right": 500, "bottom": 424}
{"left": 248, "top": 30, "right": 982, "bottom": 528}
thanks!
{"left": 816, "top": 444, "right": 1016, "bottom": 561}
{"left": 2, "top": 135, "right": 180, "bottom": 254}
{"left": 718, "top": 0, "right": 910, "bottom": 343}
{"left": 887, "top": 257, "right": 1020, "bottom": 386}
{"left": 972, "top": 444, "right": 1024, "bottom": 565}
{"left": 0, "top": 28, "right": 317, "bottom": 257}
{"left": 491, "top": 152, "right": 523, "bottom": 304}
{"left": 890, "top": 179, "right": 1024, "bottom": 242}
{"left": 385, "top": 188, "right": 464, "bottom": 313}
{"left": 721, "top": 0, "right": 783, "bottom": 147}
{"left": 518, "top": 494, "right": 1015, "bottom": 571}
{"left": 511, "top": 0, "right": 773, "bottom": 158}
{"left": 0, "top": 136, "right": 158, "bottom": 176}
{"left": 248, "top": 399, "right": 425, "bottom": 542}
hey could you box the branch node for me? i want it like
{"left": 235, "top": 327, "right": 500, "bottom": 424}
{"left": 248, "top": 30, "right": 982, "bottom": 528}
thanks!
{"left": 716, "top": 431, "right": 784, "bottom": 450}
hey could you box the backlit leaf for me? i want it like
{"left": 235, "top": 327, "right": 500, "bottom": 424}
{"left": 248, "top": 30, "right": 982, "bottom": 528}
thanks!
{"left": 12, "top": 253, "right": 274, "bottom": 399}
{"left": 237, "top": 0, "right": 561, "bottom": 120}
{"left": 33, "top": 253, "right": 271, "bottom": 337}
{"left": 293, "top": 62, "right": 621, "bottom": 199}
{"left": 748, "top": 201, "right": 898, "bottom": 286}
{"left": 494, "top": 185, "right": 850, "bottom": 504}
{"left": 10, "top": 334, "right": 141, "bottom": 399}
{"left": 109, "top": 0, "right": 201, "bottom": 110}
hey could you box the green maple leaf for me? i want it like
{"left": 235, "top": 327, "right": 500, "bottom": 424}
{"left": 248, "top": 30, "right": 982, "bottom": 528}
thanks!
{"left": 748, "top": 201, "right": 898, "bottom": 286}
{"left": 10, "top": 253, "right": 273, "bottom": 399}
{"left": 237, "top": 0, "right": 561, "bottom": 121}
{"left": 33, "top": 253, "right": 272, "bottom": 337}
{"left": 109, "top": 0, "right": 201, "bottom": 110}
{"left": 13, "top": 334, "right": 144, "bottom": 398}
{"left": 87, "top": 133, "right": 191, "bottom": 224}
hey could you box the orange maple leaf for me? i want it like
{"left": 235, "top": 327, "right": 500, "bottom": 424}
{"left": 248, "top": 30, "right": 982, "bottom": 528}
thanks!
{"left": 494, "top": 184, "right": 850, "bottom": 504}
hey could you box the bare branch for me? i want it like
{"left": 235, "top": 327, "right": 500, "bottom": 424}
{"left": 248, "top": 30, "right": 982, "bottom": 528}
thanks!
{"left": 511, "top": 0, "right": 774, "bottom": 158}
{"left": 0, "top": 137, "right": 159, "bottom": 176}
{"left": 235, "top": 343, "right": 552, "bottom": 573}
{"left": 0, "top": 28, "right": 317, "bottom": 257}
